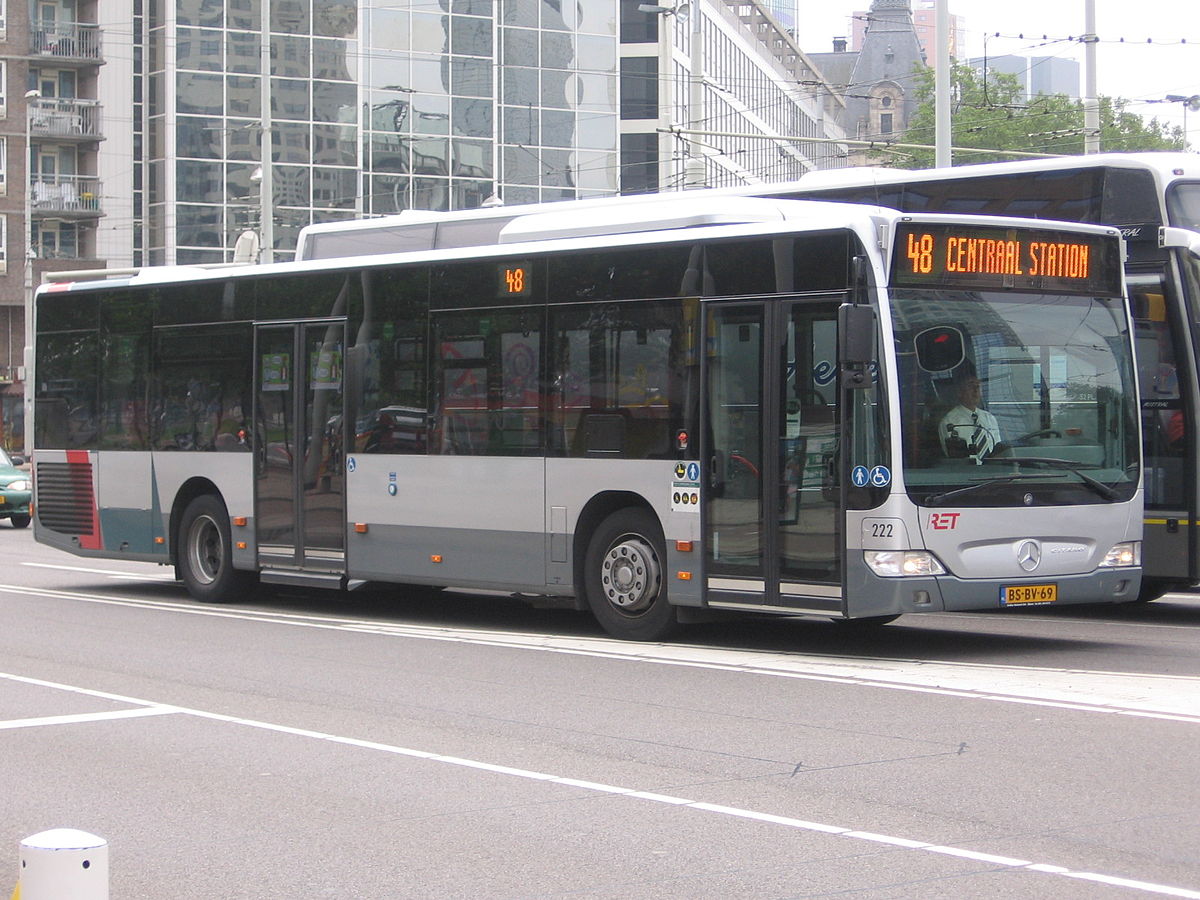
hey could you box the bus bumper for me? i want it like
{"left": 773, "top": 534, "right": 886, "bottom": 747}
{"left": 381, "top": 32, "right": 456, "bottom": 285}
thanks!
{"left": 937, "top": 568, "right": 1140, "bottom": 611}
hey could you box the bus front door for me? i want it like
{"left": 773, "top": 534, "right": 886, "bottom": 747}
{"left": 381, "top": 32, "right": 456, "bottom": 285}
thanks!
{"left": 704, "top": 300, "right": 843, "bottom": 613}
{"left": 254, "top": 321, "right": 347, "bottom": 582}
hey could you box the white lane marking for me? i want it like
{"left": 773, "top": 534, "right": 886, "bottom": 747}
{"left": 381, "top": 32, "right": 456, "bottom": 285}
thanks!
{"left": 7, "top": 581, "right": 1200, "bottom": 723}
{"left": 22, "top": 560, "right": 1200, "bottom": 629}
{"left": 1, "top": 669, "right": 1197, "bottom": 899}
{"left": 22, "top": 561, "right": 175, "bottom": 581}
{"left": 0, "top": 706, "right": 178, "bottom": 730}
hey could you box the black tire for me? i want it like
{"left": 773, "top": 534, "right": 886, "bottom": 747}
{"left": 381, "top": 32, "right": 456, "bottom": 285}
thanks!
{"left": 9, "top": 514, "right": 30, "bottom": 529}
{"left": 1131, "top": 582, "right": 1174, "bottom": 604}
{"left": 583, "top": 508, "right": 678, "bottom": 641}
{"left": 832, "top": 614, "right": 900, "bottom": 627}
{"left": 177, "top": 494, "right": 254, "bottom": 603}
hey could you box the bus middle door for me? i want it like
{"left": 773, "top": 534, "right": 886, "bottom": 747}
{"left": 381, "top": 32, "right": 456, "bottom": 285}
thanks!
{"left": 254, "top": 320, "right": 347, "bottom": 584}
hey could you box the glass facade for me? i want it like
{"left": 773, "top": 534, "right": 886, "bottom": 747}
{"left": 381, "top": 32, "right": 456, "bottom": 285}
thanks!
{"left": 147, "top": 0, "right": 621, "bottom": 263}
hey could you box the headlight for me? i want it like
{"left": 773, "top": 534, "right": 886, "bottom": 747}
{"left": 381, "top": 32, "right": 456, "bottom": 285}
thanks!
{"left": 5, "top": 479, "right": 29, "bottom": 492}
{"left": 1098, "top": 541, "right": 1140, "bottom": 568}
{"left": 864, "top": 550, "right": 946, "bottom": 577}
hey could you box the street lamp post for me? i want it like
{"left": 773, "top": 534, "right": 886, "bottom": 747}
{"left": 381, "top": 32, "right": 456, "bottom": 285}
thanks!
{"left": 1165, "top": 95, "right": 1200, "bottom": 146}
{"left": 258, "top": 0, "right": 273, "bottom": 262}
{"left": 23, "top": 89, "right": 41, "bottom": 458}
{"left": 638, "top": 1, "right": 706, "bottom": 189}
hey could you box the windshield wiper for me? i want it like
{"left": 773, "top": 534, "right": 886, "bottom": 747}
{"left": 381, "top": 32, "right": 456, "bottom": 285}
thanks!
{"left": 923, "top": 472, "right": 1056, "bottom": 507}
{"left": 981, "top": 456, "right": 1121, "bottom": 501}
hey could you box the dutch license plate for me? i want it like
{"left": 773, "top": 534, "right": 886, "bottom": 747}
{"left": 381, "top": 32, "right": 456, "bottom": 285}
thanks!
{"left": 1001, "top": 583, "right": 1057, "bottom": 605}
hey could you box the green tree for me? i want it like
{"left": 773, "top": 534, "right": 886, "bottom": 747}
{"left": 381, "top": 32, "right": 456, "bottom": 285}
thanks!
{"left": 892, "top": 61, "right": 1185, "bottom": 169}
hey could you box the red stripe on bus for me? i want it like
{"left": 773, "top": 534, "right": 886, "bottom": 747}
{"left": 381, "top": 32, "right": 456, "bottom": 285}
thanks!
{"left": 65, "top": 450, "right": 103, "bottom": 550}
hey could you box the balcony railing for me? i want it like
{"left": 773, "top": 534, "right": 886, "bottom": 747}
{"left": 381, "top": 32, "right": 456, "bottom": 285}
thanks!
{"left": 30, "top": 174, "right": 103, "bottom": 218}
{"left": 32, "top": 22, "right": 102, "bottom": 62}
{"left": 28, "top": 98, "right": 103, "bottom": 141}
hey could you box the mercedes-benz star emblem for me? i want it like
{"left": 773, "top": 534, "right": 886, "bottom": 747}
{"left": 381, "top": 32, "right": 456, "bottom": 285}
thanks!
{"left": 1017, "top": 540, "right": 1041, "bottom": 572}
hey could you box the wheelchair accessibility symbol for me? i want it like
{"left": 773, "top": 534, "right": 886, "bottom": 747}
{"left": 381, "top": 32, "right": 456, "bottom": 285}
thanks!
{"left": 852, "top": 465, "right": 890, "bottom": 488}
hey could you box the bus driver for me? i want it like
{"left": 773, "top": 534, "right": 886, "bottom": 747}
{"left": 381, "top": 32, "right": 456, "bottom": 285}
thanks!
{"left": 939, "top": 368, "right": 1002, "bottom": 459}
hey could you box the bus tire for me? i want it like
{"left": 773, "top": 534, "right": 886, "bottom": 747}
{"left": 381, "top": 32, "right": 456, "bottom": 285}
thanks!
{"left": 1132, "top": 582, "right": 1173, "bottom": 603}
{"left": 583, "top": 508, "right": 678, "bottom": 642}
{"left": 9, "top": 514, "right": 30, "bottom": 529}
{"left": 832, "top": 614, "right": 900, "bottom": 628}
{"left": 178, "top": 494, "right": 253, "bottom": 603}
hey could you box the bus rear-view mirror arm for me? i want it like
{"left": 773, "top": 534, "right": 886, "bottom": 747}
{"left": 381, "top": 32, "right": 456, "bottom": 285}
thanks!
{"left": 1159, "top": 226, "right": 1200, "bottom": 258}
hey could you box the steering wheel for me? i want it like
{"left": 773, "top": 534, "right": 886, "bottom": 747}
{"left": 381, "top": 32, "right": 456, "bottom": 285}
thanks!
{"left": 1011, "top": 428, "right": 1062, "bottom": 444}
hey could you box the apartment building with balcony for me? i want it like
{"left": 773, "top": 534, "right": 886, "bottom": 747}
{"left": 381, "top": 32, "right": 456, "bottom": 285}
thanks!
{"left": 0, "top": 0, "right": 105, "bottom": 449}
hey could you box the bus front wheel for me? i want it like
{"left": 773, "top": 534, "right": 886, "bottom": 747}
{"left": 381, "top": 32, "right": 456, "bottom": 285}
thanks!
{"left": 178, "top": 494, "right": 252, "bottom": 603}
{"left": 583, "top": 508, "right": 678, "bottom": 642}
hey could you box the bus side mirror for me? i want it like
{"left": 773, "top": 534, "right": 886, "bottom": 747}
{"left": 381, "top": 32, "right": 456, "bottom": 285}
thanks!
{"left": 839, "top": 303, "right": 875, "bottom": 388}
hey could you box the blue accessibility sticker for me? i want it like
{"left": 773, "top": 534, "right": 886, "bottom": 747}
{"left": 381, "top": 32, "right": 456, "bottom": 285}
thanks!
{"left": 869, "top": 465, "right": 891, "bottom": 487}
{"left": 851, "top": 465, "right": 869, "bottom": 487}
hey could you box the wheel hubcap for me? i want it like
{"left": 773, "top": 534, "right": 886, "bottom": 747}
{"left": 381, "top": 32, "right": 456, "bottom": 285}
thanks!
{"left": 601, "top": 536, "right": 661, "bottom": 612}
{"left": 187, "top": 514, "right": 222, "bottom": 586}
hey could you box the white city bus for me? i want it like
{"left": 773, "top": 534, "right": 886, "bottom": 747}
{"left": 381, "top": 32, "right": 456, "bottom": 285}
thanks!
{"left": 748, "top": 153, "right": 1200, "bottom": 600}
{"left": 32, "top": 197, "right": 1142, "bottom": 640}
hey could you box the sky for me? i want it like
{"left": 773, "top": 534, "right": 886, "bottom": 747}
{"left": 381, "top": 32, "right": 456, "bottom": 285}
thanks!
{"left": 792, "top": 0, "right": 1200, "bottom": 150}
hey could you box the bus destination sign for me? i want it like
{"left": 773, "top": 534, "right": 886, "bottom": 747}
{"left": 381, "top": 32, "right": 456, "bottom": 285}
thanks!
{"left": 891, "top": 223, "right": 1121, "bottom": 295}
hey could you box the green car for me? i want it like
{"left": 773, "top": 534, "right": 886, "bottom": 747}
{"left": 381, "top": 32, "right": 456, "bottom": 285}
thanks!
{"left": 0, "top": 448, "right": 31, "bottom": 528}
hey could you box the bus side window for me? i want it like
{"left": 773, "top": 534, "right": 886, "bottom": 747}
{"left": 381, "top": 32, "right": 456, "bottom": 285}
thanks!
{"left": 35, "top": 332, "right": 99, "bottom": 450}
{"left": 352, "top": 267, "right": 429, "bottom": 454}
{"left": 550, "top": 300, "right": 688, "bottom": 460}
{"left": 429, "top": 309, "right": 542, "bottom": 456}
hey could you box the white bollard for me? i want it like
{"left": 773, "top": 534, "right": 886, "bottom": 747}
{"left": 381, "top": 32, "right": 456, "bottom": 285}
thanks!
{"left": 17, "top": 829, "right": 108, "bottom": 900}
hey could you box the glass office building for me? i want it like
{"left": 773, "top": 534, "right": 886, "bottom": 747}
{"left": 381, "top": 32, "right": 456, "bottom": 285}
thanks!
{"left": 125, "top": 0, "right": 842, "bottom": 264}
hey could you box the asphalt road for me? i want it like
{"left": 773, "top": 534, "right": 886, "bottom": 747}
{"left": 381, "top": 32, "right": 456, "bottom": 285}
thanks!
{"left": 2, "top": 526, "right": 1199, "bottom": 899}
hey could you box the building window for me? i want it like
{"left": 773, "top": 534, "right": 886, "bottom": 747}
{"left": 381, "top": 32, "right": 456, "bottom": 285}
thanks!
{"left": 620, "top": 0, "right": 659, "bottom": 43}
{"left": 880, "top": 113, "right": 893, "bottom": 135}
{"left": 620, "top": 57, "right": 658, "bottom": 120}
{"left": 0, "top": 137, "right": 6, "bottom": 188}
{"left": 620, "top": 132, "right": 658, "bottom": 194}
{"left": 0, "top": 215, "right": 7, "bottom": 271}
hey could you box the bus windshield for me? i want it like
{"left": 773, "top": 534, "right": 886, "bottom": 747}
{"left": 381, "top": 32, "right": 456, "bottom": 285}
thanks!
{"left": 891, "top": 290, "right": 1140, "bottom": 507}
{"left": 1166, "top": 181, "right": 1200, "bottom": 232}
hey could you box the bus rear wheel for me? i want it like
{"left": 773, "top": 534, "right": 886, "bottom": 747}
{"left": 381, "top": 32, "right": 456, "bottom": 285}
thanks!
{"left": 583, "top": 508, "right": 677, "bottom": 642}
{"left": 178, "top": 494, "right": 253, "bottom": 603}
